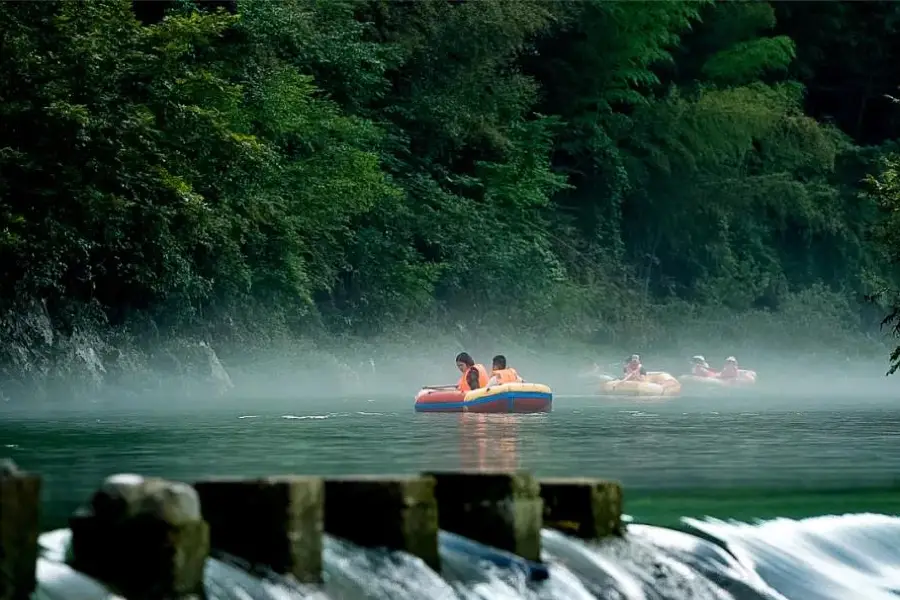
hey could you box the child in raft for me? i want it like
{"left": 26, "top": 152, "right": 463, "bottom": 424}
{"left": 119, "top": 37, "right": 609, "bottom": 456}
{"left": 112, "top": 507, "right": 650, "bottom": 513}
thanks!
{"left": 488, "top": 354, "right": 524, "bottom": 386}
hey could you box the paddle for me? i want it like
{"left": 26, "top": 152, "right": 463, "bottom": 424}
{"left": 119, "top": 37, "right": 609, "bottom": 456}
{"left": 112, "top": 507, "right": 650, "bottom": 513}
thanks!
{"left": 420, "top": 384, "right": 457, "bottom": 390}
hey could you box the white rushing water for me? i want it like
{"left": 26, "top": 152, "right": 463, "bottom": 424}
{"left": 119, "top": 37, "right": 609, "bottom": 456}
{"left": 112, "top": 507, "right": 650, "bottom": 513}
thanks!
{"left": 33, "top": 512, "right": 900, "bottom": 600}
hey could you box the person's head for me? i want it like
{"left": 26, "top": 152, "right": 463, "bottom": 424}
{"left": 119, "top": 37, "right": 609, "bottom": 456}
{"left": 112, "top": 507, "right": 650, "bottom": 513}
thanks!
{"left": 492, "top": 355, "right": 507, "bottom": 370}
{"left": 629, "top": 354, "right": 640, "bottom": 364}
{"left": 456, "top": 352, "right": 474, "bottom": 372}
{"left": 691, "top": 355, "right": 705, "bottom": 365}
{"left": 725, "top": 356, "right": 737, "bottom": 366}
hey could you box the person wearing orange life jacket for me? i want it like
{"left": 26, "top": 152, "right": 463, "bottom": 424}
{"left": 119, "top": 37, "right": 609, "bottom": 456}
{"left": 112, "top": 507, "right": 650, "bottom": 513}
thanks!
{"left": 622, "top": 354, "right": 646, "bottom": 381}
{"left": 456, "top": 352, "right": 490, "bottom": 392}
{"left": 488, "top": 354, "right": 524, "bottom": 386}
{"left": 691, "top": 355, "right": 717, "bottom": 377}
{"left": 718, "top": 356, "right": 739, "bottom": 379}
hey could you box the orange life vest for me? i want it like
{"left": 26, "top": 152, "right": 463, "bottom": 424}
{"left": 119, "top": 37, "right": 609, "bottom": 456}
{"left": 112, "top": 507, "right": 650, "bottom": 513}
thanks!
{"left": 492, "top": 368, "right": 521, "bottom": 384}
{"left": 720, "top": 364, "right": 739, "bottom": 379}
{"left": 458, "top": 364, "right": 489, "bottom": 391}
{"left": 692, "top": 365, "right": 716, "bottom": 377}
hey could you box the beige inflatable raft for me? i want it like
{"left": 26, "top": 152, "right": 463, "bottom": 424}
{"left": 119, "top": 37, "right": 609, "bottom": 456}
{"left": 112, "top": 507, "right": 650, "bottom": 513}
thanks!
{"left": 600, "top": 371, "right": 682, "bottom": 397}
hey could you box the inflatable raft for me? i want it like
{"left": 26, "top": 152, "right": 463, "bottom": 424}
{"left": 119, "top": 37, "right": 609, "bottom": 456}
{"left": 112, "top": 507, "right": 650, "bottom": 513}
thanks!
{"left": 415, "top": 382, "right": 552, "bottom": 413}
{"left": 679, "top": 369, "right": 757, "bottom": 387}
{"left": 600, "top": 371, "right": 682, "bottom": 397}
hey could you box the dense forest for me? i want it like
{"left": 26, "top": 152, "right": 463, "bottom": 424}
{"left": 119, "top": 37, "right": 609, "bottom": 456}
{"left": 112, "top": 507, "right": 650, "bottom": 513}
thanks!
{"left": 2, "top": 0, "right": 900, "bottom": 391}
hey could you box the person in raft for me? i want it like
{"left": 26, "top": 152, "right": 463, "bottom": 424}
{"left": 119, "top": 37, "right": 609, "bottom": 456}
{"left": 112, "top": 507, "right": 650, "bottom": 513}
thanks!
{"left": 455, "top": 352, "right": 490, "bottom": 391}
{"left": 718, "top": 356, "right": 739, "bottom": 379}
{"left": 690, "top": 355, "right": 717, "bottom": 377}
{"left": 488, "top": 354, "right": 524, "bottom": 386}
{"left": 622, "top": 354, "right": 647, "bottom": 381}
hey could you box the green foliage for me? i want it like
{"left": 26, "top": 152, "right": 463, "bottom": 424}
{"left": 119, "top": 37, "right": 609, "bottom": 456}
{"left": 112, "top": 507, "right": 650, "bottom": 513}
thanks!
{"left": 0, "top": 0, "right": 397, "bottom": 328}
{"left": 696, "top": 2, "right": 795, "bottom": 85}
{"left": 862, "top": 154, "right": 900, "bottom": 372}
{"left": 701, "top": 37, "right": 795, "bottom": 84}
{"left": 0, "top": 0, "right": 897, "bottom": 369}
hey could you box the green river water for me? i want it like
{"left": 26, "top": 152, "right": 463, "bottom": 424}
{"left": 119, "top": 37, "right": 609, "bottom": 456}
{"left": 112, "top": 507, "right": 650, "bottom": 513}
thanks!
{"left": 2, "top": 394, "right": 899, "bottom": 530}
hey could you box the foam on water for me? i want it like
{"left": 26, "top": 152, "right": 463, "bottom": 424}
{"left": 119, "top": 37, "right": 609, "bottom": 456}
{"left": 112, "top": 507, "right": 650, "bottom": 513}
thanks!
{"left": 684, "top": 513, "right": 900, "bottom": 600}
{"left": 33, "top": 513, "right": 900, "bottom": 599}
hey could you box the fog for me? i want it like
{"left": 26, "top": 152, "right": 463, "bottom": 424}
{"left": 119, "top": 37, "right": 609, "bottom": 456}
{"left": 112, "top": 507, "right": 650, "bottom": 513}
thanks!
{"left": 2, "top": 330, "right": 897, "bottom": 419}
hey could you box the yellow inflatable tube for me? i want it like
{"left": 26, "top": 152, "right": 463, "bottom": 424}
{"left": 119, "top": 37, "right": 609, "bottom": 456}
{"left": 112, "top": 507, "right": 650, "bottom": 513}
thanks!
{"left": 600, "top": 371, "right": 681, "bottom": 397}
{"left": 464, "top": 382, "right": 553, "bottom": 401}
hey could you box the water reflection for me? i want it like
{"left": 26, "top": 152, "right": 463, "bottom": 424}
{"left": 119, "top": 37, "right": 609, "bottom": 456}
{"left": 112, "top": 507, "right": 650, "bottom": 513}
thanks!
{"left": 457, "top": 413, "right": 519, "bottom": 471}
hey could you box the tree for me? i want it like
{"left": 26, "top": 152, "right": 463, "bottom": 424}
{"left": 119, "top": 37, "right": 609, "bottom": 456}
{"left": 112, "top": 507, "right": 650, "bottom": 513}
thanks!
{"left": 862, "top": 153, "right": 900, "bottom": 373}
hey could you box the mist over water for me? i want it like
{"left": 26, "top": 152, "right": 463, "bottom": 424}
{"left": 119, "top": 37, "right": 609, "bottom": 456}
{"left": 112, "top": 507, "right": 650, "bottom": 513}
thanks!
{"left": 3, "top": 328, "right": 896, "bottom": 419}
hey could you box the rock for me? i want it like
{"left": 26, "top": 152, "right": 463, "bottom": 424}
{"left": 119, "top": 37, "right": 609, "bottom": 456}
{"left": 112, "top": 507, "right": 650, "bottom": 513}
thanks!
{"left": 70, "top": 475, "right": 208, "bottom": 599}
{"left": 0, "top": 459, "right": 21, "bottom": 478}
{"left": 151, "top": 339, "right": 234, "bottom": 399}
{"left": 0, "top": 299, "right": 56, "bottom": 401}
{"left": 91, "top": 475, "right": 200, "bottom": 525}
{"left": 198, "top": 341, "right": 233, "bottom": 395}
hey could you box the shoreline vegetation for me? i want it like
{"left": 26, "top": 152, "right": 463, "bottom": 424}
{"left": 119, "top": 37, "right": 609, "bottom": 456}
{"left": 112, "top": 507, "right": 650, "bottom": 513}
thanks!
{"left": 1, "top": 0, "right": 900, "bottom": 401}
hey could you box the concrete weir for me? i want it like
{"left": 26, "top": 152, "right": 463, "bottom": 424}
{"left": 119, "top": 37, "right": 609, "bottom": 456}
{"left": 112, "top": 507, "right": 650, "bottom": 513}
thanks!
{"left": 539, "top": 478, "right": 624, "bottom": 539}
{"left": 193, "top": 476, "right": 324, "bottom": 583}
{"left": 426, "top": 470, "right": 543, "bottom": 562}
{"left": 0, "top": 458, "right": 626, "bottom": 596}
{"left": 324, "top": 475, "right": 440, "bottom": 571}
{"left": 0, "top": 460, "right": 41, "bottom": 600}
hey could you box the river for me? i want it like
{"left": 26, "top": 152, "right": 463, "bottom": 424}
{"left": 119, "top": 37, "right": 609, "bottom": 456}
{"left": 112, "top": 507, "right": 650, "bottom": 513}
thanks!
{"left": 3, "top": 394, "right": 900, "bottom": 599}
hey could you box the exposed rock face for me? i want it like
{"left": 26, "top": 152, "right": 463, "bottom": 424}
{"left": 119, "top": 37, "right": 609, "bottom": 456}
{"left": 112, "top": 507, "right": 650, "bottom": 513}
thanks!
{"left": 0, "top": 297, "right": 422, "bottom": 404}
{"left": 69, "top": 474, "right": 209, "bottom": 600}
{"left": 198, "top": 341, "right": 234, "bottom": 395}
{"left": 0, "top": 299, "right": 55, "bottom": 401}
{"left": 0, "top": 298, "right": 236, "bottom": 403}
